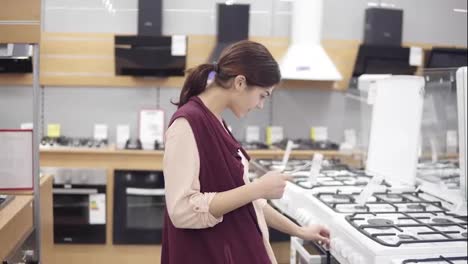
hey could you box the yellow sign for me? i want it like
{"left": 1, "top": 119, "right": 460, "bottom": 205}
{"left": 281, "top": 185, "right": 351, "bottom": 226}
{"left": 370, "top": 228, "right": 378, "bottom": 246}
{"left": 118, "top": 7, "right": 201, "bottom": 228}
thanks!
{"left": 47, "top": 124, "right": 61, "bottom": 138}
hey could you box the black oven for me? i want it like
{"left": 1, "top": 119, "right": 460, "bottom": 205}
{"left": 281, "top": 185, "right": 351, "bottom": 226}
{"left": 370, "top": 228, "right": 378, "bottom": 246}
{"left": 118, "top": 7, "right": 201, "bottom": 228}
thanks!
{"left": 113, "top": 170, "right": 165, "bottom": 244}
{"left": 42, "top": 167, "right": 107, "bottom": 244}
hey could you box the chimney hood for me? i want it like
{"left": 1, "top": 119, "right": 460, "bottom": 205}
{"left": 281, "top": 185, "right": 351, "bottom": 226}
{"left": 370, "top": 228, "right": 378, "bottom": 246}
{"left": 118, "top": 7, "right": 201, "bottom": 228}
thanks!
{"left": 0, "top": 44, "right": 33, "bottom": 74}
{"left": 280, "top": 0, "right": 342, "bottom": 81}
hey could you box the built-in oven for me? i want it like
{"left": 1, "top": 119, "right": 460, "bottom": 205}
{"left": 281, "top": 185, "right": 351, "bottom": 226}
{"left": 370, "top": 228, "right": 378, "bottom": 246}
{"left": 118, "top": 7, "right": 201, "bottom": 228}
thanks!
{"left": 113, "top": 170, "right": 165, "bottom": 244}
{"left": 290, "top": 236, "right": 338, "bottom": 264}
{"left": 41, "top": 167, "right": 107, "bottom": 244}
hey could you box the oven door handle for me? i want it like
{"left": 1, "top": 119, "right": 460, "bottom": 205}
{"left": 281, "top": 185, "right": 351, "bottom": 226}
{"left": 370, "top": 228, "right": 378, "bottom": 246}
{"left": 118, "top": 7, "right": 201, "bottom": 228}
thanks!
{"left": 291, "top": 237, "right": 325, "bottom": 264}
{"left": 53, "top": 188, "right": 99, "bottom": 195}
{"left": 126, "top": 187, "right": 165, "bottom": 196}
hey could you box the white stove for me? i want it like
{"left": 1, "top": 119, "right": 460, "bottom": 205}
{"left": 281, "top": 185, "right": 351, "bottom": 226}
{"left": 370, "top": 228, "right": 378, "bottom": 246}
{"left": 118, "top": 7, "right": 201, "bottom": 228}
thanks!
{"left": 253, "top": 158, "right": 468, "bottom": 264}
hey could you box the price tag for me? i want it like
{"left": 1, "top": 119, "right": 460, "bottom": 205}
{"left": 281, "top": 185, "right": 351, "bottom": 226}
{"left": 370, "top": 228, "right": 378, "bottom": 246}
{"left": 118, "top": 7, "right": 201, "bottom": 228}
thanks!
{"left": 20, "top": 123, "right": 33, "bottom": 129}
{"left": 89, "top": 194, "right": 106, "bottom": 225}
{"left": 171, "top": 35, "right": 187, "bottom": 56}
{"left": 266, "top": 126, "right": 283, "bottom": 145}
{"left": 311, "top": 126, "right": 328, "bottom": 141}
{"left": 139, "top": 109, "right": 165, "bottom": 150}
{"left": 47, "top": 124, "right": 61, "bottom": 138}
{"left": 409, "top": 46, "right": 423, "bottom": 66}
{"left": 280, "top": 140, "right": 294, "bottom": 170}
{"left": 94, "top": 124, "right": 108, "bottom": 140}
{"left": 116, "top": 124, "right": 130, "bottom": 149}
{"left": 246, "top": 126, "right": 260, "bottom": 143}
{"left": 308, "top": 153, "right": 323, "bottom": 184}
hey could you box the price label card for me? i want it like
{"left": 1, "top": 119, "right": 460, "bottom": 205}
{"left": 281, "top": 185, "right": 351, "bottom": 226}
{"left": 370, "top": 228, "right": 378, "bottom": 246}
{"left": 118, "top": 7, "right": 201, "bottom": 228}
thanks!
{"left": 139, "top": 109, "right": 165, "bottom": 150}
{"left": 308, "top": 153, "right": 323, "bottom": 184}
{"left": 246, "top": 126, "right": 260, "bottom": 143}
{"left": 116, "top": 124, "right": 130, "bottom": 149}
{"left": 89, "top": 193, "right": 106, "bottom": 225}
{"left": 409, "top": 46, "right": 423, "bottom": 66}
{"left": 0, "top": 130, "right": 33, "bottom": 190}
{"left": 266, "top": 126, "right": 283, "bottom": 145}
{"left": 20, "top": 123, "right": 33, "bottom": 129}
{"left": 311, "top": 126, "right": 328, "bottom": 141}
{"left": 171, "top": 35, "right": 187, "bottom": 56}
{"left": 47, "top": 124, "right": 61, "bottom": 138}
{"left": 94, "top": 124, "right": 108, "bottom": 140}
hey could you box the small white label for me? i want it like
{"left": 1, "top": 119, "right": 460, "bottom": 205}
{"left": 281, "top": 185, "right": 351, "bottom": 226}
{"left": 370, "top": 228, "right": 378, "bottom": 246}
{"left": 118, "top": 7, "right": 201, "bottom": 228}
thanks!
{"left": 312, "top": 127, "right": 328, "bottom": 141}
{"left": 409, "top": 46, "right": 423, "bottom": 66}
{"left": 446, "top": 130, "right": 458, "bottom": 154}
{"left": 94, "top": 124, "right": 108, "bottom": 140}
{"left": 89, "top": 194, "right": 106, "bottom": 225}
{"left": 20, "top": 123, "right": 33, "bottom": 129}
{"left": 171, "top": 35, "right": 187, "bottom": 56}
{"left": 356, "top": 175, "right": 384, "bottom": 205}
{"left": 281, "top": 140, "right": 295, "bottom": 170}
{"left": 308, "top": 153, "right": 323, "bottom": 184}
{"left": 344, "top": 129, "right": 357, "bottom": 147}
{"left": 116, "top": 124, "right": 130, "bottom": 149}
{"left": 269, "top": 126, "right": 284, "bottom": 144}
{"left": 246, "top": 126, "right": 260, "bottom": 143}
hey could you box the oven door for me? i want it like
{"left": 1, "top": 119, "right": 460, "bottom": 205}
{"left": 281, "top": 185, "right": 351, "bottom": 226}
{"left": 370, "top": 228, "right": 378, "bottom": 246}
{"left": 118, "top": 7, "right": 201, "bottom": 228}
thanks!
{"left": 290, "top": 237, "right": 331, "bottom": 264}
{"left": 53, "top": 187, "right": 106, "bottom": 244}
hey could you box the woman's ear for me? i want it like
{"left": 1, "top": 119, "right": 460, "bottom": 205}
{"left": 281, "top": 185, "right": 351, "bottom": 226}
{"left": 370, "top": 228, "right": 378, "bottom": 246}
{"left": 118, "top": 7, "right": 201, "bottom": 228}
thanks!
{"left": 233, "top": 75, "right": 247, "bottom": 92}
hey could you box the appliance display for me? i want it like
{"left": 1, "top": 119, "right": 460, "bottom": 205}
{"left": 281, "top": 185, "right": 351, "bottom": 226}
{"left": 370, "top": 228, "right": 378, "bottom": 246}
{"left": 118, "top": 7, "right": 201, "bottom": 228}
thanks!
{"left": 352, "top": 45, "right": 417, "bottom": 77}
{"left": 113, "top": 170, "right": 165, "bottom": 244}
{"left": 274, "top": 139, "right": 340, "bottom": 151}
{"left": 43, "top": 167, "right": 107, "bottom": 244}
{"left": 0, "top": 195, "right": 14, "bottom": 210}
{"left": 426, "top": 48, "right": 468, "bottom": 69}
{"left": 0, "top": 44, "right": 33, "bottom": 74}
{"left": 290, "top": 236, "right": 338, "bottom": 264}
{"left": 209, "top": 3, "right": 249, "bottom": 62}
{"left": 252, "top": 158, "right": 468, "bottom": 264}
{"left": 364, "top": 8, "right": 403, "bottom": 46}
{"left": 393, "top": 255, "right": 467, "bottom": 263}
{"left": 114, "top": 35, "right": 186, "bottom": 77}
{"left": 40, "top": 136, "right": 108, "bottom": 149}
{"left": 241, "top": 141, "right": 270, "bottom": 150}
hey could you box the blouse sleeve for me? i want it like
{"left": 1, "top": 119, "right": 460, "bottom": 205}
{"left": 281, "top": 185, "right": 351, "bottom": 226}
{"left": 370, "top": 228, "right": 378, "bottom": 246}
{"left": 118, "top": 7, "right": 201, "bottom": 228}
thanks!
{"left": 163, "top": 118, "right": 223, "bottom": 229}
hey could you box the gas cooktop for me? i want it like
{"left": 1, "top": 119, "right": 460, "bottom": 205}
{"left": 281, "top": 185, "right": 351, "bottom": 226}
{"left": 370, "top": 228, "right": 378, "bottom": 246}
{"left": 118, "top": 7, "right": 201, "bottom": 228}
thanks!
{"left": 241, "top": 141, "right": 270, "bottom": 150}
{"left": 40, "top": 136, "right": 108, "bottom": 148}
{"left": 345, "top": 211, "right": 468, "bottom": 247}
{"left": 274, "top": 138, "right": 340, "bottom": 150}
{"left": 398, "top": 255, "right": 467, "bottom": 263}
{"left": 314, "top": 190, "right": 450, "bottom": 214}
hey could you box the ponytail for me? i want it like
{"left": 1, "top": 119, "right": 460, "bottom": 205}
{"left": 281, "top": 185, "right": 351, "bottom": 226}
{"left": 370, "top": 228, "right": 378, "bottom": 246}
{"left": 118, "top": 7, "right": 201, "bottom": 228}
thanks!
{"left": 173, "top": 63, "right": 215, "bottom": 108}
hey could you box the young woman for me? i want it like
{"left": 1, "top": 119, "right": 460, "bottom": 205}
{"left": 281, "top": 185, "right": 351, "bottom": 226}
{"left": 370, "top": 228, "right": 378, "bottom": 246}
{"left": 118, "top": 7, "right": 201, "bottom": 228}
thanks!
{"left": 162, "top": 40, "right": 330, "bottom": 264}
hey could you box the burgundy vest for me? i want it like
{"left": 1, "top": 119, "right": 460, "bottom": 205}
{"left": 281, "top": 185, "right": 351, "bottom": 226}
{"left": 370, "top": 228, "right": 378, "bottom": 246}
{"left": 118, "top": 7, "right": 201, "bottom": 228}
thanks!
{"left": 161, "top": 96, "right": 271, "bottom": 264}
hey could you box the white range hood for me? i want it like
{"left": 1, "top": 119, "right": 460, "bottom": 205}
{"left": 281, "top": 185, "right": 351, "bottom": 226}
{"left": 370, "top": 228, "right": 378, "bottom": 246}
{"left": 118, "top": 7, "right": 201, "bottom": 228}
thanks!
{"left": 280, "top": 0, "right": 342, "bottom": 81}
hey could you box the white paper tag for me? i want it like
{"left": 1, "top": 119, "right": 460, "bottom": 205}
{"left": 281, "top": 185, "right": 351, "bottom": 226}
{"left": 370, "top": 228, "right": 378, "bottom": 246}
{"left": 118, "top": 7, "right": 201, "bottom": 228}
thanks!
{"left": 171, "top": 35, "right": 187, "bottom": 56}
{"left": 139, "top": 109, "right": 165, "bottom": 150}
{"left": 20, "top": 123, "right": 33, "bottom": 129}
{"left": 409, "top": 46, "right": 423, "bottom": 66}
{"left": 246, "top": 126, "right": 260, "bottom": 143}
{"left": 94, "top": 124, "right": 108, "bottom": 140}
{"left": 313, "top": 127, "right": 328, "bottom": 141}
{"left": 356, "top": 175, "right": 384, "bottom": 205}
{"left": 446, "top": 130, "right": 458, "bottom": 154}
{"left": 89, "top": 193, "right": 106, "bottom": 225}
{"left": 308, "top": 153, "right": 323, "bottom": 184}
{"left": 281, "top": 140, "right": 294, "bottom": 170}
{"left": 116, "top": 124, "right": 130, "bottom": 149}
{"left": 344, "top": 129, "right": 357, "bottom": 147}
{"left": 268, "top": 126, "right": 284, "bottom": 144}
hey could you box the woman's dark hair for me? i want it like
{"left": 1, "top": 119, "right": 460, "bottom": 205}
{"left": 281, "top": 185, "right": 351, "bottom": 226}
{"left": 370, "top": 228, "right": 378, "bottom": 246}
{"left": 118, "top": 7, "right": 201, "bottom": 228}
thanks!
{"left": 173, "top": 40, "right": 281, "bottom": 108}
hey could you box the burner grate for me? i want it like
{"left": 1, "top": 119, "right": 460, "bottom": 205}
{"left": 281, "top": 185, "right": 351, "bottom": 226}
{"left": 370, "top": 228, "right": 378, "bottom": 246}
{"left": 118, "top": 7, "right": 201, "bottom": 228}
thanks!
{"left": 402, "top": 256, "right": 467, "bottom": 263}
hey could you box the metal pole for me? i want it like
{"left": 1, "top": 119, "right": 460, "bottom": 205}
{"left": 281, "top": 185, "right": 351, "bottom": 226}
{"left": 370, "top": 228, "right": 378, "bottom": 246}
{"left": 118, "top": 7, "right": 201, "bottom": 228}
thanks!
{"left": 32, "top": 43, "right": 41, "bottom": 263}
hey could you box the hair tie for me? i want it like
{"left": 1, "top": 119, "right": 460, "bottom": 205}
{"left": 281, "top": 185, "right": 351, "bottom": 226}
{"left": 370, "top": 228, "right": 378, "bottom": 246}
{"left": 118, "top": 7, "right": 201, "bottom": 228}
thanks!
{"left": 213, "top": 62, "right": 219, "bottom": 73}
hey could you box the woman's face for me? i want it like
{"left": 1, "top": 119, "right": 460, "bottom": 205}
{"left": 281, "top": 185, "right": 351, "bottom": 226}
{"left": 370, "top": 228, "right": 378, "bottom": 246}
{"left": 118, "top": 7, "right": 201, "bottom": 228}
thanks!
{"left": 229, "top": 75, "right": 275, "bottom": 118}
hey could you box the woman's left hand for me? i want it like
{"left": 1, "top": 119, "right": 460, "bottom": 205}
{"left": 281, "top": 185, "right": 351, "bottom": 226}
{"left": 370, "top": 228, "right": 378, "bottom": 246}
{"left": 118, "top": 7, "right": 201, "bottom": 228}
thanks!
{"left": 297, "top": 224, "right": 330, "bottom": 249}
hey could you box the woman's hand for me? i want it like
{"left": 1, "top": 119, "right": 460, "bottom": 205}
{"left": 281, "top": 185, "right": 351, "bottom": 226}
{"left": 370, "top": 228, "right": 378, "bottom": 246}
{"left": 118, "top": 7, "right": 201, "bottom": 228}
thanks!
{"left": 297, "top": 224, "right": 330, "bottom": 249}
{"left": 253, "top": 171, "right": 293, "bottom": 199}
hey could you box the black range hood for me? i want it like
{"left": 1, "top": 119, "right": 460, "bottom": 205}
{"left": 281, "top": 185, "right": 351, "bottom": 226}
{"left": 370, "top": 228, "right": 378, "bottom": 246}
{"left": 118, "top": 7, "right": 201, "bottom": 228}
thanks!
{"left": 209, "top": 3, "right": 250, "bottom": 63}
{"left": 114, "top": 0, "right": 186, "bottom": 77}
{"left": 0, "top": 44, "right": 33, "bottom": 74}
